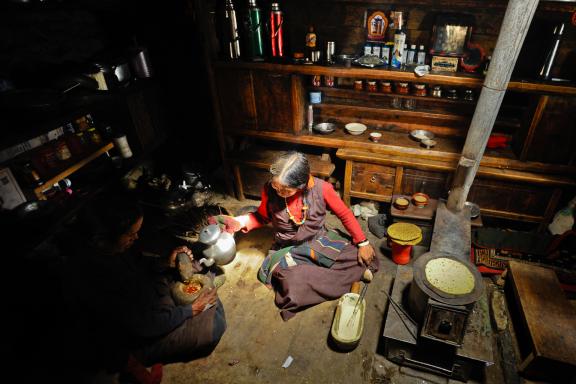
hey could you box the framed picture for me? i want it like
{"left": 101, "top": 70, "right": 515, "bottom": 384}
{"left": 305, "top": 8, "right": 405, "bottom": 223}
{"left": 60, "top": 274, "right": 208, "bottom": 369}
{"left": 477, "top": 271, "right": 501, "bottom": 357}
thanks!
{"left": 430, "top": 14, "right": 474, "bottom": 57}
{"left": 0, "top": 167, "right": 26, "bottom": 210}
{"left": 366, "top": 10, "right": 388, "bottom": 42}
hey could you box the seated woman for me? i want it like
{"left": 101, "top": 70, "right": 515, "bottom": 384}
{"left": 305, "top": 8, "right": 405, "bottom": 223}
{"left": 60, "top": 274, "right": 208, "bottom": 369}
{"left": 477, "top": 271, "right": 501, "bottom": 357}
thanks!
{"left": 62, "top": 194, "right": 226, "bottom": 382}
{"left": 212, "top": 151, "right": 379, "bottom": 320}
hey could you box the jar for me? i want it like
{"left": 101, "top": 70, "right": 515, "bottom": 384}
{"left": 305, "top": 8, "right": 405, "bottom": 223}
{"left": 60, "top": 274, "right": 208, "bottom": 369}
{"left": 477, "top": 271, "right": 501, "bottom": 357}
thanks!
{"left": 396, "top": 82, "right": 409, "bottom": 94}
{"left": 354, "top": 80, "right": 363, "bottom": 91}
{"left": 312, "top": 75, "right": 321, "bottom": 87}
{"left": 380, "top": 81, "right": 392, "bottom": 93}
{"left": 391, "top": 96, "right": 402, "bottom": 109}
{"left": 447, "top": 88, "right": 458, "bottom": 99}
{"left": 88, "top": 127, "right": 103, "bottom": 146}
{"left": 404, "top": 98, "right": 417, "bottom": 110}
{"left": 464, "top": 89, "right": 475, "bottom": 101}
{"left": 413, "top": 83, "right": 427, "bottom": 97}
{"left": 55, "top": 139, "right": 72, "bottom": 161}
{"left": 432, "top": 86, "right": 442, "bottom": 98}
{"left": 367, "top": 80, "right": 377, "bottom": 92}
{"left": 324, "top": 75, "right": 335, "bottom": 87}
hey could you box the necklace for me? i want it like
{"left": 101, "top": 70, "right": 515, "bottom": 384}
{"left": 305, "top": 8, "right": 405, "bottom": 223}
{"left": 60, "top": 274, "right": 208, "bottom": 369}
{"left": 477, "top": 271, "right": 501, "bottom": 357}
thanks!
{"left": 285, "top": 194, "right": 309, "bottom": 226}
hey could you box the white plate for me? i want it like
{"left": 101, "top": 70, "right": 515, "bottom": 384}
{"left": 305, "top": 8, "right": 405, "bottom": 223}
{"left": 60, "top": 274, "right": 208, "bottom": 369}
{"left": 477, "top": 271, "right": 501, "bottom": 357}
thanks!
{"left": 345, "top": 123, "right": 367, "bottom": 135}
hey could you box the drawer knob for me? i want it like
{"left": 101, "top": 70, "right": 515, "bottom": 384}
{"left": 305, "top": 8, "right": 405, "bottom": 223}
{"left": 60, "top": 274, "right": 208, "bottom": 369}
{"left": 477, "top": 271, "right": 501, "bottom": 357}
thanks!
{"left": 370, "top": 176, "right": 377, "bottom": 183}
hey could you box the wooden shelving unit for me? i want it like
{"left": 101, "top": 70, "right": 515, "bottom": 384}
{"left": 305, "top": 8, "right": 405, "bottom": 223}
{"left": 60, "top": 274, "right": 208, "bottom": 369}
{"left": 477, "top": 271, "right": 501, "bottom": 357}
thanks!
{"left": 34, "top": 142, "right": 114, "bottom": 200}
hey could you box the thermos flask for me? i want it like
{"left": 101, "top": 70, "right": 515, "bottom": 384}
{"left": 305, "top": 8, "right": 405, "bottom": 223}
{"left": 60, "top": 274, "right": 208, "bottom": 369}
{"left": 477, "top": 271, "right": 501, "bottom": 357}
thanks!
{"left": 225, "top": 0, "right": 241, "bottom": 59}
{"left": 245, "top": 0, "right": 265, "bottom": 61}
{"left": 269, "top": 2, "right": 284, "bottom": 58}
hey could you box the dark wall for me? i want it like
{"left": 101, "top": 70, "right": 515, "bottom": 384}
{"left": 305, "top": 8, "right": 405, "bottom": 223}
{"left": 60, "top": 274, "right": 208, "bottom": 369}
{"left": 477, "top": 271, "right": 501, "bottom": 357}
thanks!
{"left": 0, "top": 0, "right": 219, "bottom": 171}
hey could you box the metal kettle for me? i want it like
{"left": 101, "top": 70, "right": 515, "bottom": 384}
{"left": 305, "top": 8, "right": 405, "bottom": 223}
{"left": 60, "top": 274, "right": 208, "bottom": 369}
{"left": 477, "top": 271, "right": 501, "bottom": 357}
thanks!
{"left": 198, "top": 224, "right": 236, "bottom": 267}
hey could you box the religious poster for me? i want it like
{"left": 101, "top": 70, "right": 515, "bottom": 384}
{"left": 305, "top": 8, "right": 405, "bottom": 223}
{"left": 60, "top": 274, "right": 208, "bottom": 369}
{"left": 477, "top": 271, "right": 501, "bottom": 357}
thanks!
{"left": 366, "top": 10, "right": 388, "bottom": 42}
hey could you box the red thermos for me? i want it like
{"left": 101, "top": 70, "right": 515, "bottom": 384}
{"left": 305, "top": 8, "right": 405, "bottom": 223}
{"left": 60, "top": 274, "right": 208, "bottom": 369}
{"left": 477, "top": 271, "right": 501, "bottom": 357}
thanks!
{"left": 270, "top": 3, "right": 284, "bottom": 57}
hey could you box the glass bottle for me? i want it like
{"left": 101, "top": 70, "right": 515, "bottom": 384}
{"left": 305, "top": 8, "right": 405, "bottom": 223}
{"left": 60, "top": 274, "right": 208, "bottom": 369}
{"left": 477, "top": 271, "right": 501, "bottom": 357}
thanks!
{"left": 391, "top": 12, "right": 406, "bottom": 69}
{"left": 305, "top": 25, "right": 317, "bottom": 61}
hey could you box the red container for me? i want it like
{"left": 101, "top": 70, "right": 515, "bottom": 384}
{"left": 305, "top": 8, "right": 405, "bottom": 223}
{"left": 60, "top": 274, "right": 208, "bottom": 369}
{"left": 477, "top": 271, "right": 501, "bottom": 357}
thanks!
{"left": 391, "top": 241, "right": 412, "bottom": 265}
{"left": 270, "top": 3, "right": 284, "bottom": 57}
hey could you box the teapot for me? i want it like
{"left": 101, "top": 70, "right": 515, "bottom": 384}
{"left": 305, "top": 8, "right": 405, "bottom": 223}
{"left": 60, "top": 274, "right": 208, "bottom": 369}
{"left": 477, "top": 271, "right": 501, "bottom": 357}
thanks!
{"left": 198, "top": 224, "right": 236, "bottom": 267}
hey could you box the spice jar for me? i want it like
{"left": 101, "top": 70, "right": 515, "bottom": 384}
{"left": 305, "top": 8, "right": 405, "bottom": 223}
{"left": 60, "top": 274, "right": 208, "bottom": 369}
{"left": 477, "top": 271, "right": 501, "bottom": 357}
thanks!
{"left": 380, "top": 81, "right": 392, "bottom": 93}
{"left": 464, "top": 89, "right": 475, "bottom": 101}
{"left": 88, "top": 127, "right": 103, "bottom": 146}
{"left": 432, "top": 85, "right": 442, "bottom": 98}
{"left": 447, "top": 88, "right": 458, "bottom": 99}
{"left": 354, "top": 80, "right": 363, "bottom": 91}
{"left": 367, "top": 80, "right": 377, "bottom": 92}
{"left": 413, "top": 83, "right": 427, "bottom": 97}
{"left": 55, "top": 138, "right": 72, "bottom": 161}
{"left": 396, "top": 82, "right": 409, "bottom": 94}
{"left": 324, "top": 75, "right": 335, "bottom": 87}
{"left": 312, "top": 75, "right": 321, "bottom": 87}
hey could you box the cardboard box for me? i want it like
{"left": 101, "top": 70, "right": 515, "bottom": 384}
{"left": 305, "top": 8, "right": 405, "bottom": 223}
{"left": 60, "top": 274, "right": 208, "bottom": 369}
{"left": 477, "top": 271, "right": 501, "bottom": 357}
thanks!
{"left": 431, "top": 55, "right": 459, "bottom": 72}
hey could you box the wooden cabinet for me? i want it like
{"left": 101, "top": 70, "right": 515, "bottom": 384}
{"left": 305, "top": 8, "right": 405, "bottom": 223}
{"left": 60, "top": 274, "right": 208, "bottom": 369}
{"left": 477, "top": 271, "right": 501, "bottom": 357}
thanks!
{"left": 194, "top": 0, "right": 576, "bottom": 226}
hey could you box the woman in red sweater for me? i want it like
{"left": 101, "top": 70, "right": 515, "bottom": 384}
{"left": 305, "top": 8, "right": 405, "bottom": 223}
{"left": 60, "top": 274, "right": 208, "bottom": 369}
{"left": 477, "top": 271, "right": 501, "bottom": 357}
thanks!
{"left": 214, "top": 151, "right": 379, "bottom": 320}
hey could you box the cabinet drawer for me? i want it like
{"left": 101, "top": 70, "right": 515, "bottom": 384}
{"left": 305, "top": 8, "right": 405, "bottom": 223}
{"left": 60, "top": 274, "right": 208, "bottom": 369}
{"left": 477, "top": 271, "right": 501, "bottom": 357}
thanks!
{"left": 350, "top": 162, "right": 395, "bottom": 198}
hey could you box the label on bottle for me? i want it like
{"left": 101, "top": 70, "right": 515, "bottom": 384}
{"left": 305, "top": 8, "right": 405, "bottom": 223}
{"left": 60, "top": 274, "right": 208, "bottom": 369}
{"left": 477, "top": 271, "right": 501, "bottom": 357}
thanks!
{"left": 391, "top": 31, "right": 406, "bottom": 68}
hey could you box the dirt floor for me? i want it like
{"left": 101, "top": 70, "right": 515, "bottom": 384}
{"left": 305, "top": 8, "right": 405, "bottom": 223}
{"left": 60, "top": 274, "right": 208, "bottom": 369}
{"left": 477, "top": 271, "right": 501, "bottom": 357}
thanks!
{"left": 152, "top": 194, "right": 513, "bottom": 384}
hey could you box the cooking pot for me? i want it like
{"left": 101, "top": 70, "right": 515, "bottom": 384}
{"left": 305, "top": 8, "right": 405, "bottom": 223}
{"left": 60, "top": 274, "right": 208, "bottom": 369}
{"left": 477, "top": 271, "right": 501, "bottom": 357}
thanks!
{"left": 198, "top": 224, "right": 236, "bottom": 267}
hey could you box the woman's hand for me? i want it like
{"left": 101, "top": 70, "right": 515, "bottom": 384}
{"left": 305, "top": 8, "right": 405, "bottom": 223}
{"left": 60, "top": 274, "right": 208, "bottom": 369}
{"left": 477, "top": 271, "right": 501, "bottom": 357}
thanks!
{"left": 169, "top": 246, "right": 193, "bottom": 268}
{"left": 191, "top": 287, "right": 218, "bottom": 316}
{"left": 357, "top": 243, "right": 376, "bottom": 266}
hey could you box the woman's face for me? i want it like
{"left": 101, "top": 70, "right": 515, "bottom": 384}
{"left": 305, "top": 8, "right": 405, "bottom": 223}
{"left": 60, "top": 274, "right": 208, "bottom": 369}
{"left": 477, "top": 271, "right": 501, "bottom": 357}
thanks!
{"left": 116, "top": 216, "right": 144, "bottom": 253}
{"left": 271, "top": 178, "right": 300, "bottom": 198}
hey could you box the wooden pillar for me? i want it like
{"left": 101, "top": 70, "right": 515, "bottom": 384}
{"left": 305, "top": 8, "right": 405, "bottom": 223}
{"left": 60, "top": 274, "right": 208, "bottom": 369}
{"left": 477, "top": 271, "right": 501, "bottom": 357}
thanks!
{"left": 447, "top": 0, "right": 540, "bottom": 211}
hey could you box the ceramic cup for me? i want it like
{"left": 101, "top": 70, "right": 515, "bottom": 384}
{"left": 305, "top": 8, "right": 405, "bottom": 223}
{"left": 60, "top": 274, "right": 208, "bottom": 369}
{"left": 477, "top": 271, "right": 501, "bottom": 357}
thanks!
{"left": 370, "top": 132, "right": 382, "bottom": 142}
{"left": 310, "top": 91, "right": 322, "bottom": 104}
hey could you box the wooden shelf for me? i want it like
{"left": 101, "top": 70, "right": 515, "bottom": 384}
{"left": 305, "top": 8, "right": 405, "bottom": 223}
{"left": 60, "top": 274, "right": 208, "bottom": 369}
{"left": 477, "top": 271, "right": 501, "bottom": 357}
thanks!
{"left": 214, "top": 61, "right": 576, "bottom": 96}
{"left": 34, "top": 142, "right": 114, "bottom": 200}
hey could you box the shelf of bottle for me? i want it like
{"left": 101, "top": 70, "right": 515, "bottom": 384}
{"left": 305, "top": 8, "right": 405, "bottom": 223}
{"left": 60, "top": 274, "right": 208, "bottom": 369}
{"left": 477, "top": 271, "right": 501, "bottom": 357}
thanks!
{"left": 34, "top": 142, "right": 114, "bottom": 200}
{"left": 214, "top": 61, "right": 576, "bottom": 96}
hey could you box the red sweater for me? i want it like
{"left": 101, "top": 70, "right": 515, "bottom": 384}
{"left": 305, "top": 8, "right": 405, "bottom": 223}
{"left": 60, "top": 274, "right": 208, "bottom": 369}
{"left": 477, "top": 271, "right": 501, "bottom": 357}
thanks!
{"left": 244, "top": 180, "right": 366, "bottom": 244}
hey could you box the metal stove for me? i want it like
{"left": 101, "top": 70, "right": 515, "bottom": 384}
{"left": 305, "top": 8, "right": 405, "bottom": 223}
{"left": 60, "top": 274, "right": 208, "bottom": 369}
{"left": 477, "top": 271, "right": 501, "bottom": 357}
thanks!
{"left": 382, "top": 202, "right": 494, "bottom": 382}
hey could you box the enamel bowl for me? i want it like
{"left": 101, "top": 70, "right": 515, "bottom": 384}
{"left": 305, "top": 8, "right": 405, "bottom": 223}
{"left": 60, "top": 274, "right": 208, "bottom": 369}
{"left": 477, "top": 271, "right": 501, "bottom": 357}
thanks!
{"left": 345, "top": 123, "right": 367, "bottom": 135}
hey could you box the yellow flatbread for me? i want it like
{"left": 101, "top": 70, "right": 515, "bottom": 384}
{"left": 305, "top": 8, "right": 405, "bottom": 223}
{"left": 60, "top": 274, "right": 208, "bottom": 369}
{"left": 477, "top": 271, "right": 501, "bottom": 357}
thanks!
{"left": 387, "top": 222, "right": 421, "bottom": 242}
{"left": 425, "top": 258, "right": 475, "bottom": 295}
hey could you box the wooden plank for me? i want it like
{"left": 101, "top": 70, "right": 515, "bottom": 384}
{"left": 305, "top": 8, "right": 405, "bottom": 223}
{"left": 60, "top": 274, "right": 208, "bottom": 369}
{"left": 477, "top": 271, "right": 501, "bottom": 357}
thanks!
{"left": 343, "top": 160, "right": 352, "bottom": 206}
{"left": 291, "top": 74, "right": 305, "bottom": 134}
{"left": 214, "top": 62, "right": 576, "bottom": 96}
{"left": 34, "top": 142, "right": 114, "bottom": 200}
{"left": 232, "top": 165, "right": 245, "bottom": 201}
{"left": 507, "top": 261, "right": 576, "bottom": 379}
{"left": 393, "top": 166, "right": 403, "bottom": 195}
{"left": 520, "top": 96, "right": 549, "bottom": 160}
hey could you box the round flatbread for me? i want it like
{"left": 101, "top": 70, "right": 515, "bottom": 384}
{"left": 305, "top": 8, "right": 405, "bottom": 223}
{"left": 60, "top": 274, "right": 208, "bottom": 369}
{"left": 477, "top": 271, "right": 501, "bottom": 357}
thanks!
{"left": 387, "top": 222, "right": 421, "bottom": 242}
{"left": 425, "top": 257, "right": 475, "bottom": 295}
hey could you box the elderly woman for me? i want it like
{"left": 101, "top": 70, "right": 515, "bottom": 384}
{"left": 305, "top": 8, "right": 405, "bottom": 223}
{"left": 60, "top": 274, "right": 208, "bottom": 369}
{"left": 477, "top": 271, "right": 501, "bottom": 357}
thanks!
{"left": 62, "top": 195, "right": 226, "bottom": 382}
{"left": 214, "top": 151, "right": 379, "bottom": 320}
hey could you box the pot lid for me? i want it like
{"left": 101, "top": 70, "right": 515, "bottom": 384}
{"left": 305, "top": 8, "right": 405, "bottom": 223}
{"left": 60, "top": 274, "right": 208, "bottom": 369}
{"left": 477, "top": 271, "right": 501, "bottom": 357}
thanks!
{"left": 412, "top": 251, "right": 484, "bottom": 306}
{"left": 199, "top": 224, "right": 221, "bottom": 245}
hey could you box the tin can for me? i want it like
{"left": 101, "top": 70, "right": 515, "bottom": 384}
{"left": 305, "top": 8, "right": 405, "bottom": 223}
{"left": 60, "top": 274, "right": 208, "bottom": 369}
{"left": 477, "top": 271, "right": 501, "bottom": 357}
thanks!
{"left": 312, "top": 75, "right": 321, "bottom": 87}
{"left": 354, "top": 80, "right": 363, "bottom": 91}
{"left": 326, "top": 41, "right": 335, "bottom": 64}
{"left": 432, "top": 86, "right": 442, "bottom": 98}
{"left": 324, "top": 75, "right": 335, "bottom": 87}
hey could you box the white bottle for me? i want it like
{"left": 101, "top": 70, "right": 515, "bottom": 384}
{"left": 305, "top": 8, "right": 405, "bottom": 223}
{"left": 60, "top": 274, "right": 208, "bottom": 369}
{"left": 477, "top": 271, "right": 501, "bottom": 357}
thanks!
{"left": 307, "top": 104, "right": 314, "bottom": 133}
{"left": 417, "top": 45, "right": 426, "bottom": 65}
{"left": 113, "top": 133, "right": 133, "bottom": 158}
{"left": 401, "top": 44, "right": 408, "bottom": 66}
{"left": 406, "top": 44, "right": 416, "bottom": 65}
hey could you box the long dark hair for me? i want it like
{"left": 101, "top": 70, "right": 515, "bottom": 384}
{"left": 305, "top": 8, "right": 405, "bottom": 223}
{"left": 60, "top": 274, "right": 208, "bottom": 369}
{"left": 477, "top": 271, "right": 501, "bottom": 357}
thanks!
{"left": 76, "top": 195, "right": 143, "bottom": 252}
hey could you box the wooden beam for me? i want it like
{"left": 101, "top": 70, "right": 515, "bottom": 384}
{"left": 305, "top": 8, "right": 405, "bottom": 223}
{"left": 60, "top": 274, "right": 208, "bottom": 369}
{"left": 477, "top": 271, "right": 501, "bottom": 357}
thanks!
{"left": 520, "top": 95, "right": 549, "bottom": 161}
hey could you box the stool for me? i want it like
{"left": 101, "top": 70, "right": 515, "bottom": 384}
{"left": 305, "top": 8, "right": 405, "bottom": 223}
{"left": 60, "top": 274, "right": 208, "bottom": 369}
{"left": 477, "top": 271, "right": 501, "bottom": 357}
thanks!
{"left": 391, "top": 242, "right": 412, "bottom": 265}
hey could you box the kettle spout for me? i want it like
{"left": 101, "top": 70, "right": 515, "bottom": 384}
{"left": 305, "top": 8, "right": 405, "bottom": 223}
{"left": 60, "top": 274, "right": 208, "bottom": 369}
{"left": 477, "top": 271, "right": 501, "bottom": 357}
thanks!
{"left": 199, "top": 257, "right": 215, "bottom": 267}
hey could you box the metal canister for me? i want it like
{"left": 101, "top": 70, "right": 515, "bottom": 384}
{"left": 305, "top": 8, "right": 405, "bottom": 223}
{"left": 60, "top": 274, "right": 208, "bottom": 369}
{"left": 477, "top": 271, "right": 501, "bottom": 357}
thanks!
{"left": 269, "top": 3, "right": 284, "bottom": 58}
{"left": 326, "top": 41, "right": 335, "bottom": 65}
{"left": 245, "top": 0, "right": 264, "bottom": 61}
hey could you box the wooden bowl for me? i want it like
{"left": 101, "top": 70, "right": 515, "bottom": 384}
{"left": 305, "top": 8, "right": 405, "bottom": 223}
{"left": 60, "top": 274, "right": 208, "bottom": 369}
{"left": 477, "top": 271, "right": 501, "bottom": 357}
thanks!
{"left": 412, "top": 192, "right": 429, "bottom": 207}
{"left": 394, "top": 197, "right": 410, "bottom": 210}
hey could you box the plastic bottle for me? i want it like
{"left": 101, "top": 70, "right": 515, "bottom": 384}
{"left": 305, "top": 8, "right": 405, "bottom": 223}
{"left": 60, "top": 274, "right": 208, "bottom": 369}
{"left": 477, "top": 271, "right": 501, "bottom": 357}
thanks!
{"left": 391, "top": 12, "right": 406, "bottom": 69}
{"left": 406, "top": 44, "right": 416, "bottom": 65}
{"left": 417, "top": 45, "right": 426, "bottom": 65}
{"left": 245, "top": 0, "right": 264, "bottom": 61}
{"left": 305, "top": 25, "right": 317, "bottom": 61}
{"left": 112, "top": 129, "right": 133, "bottom": 159}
